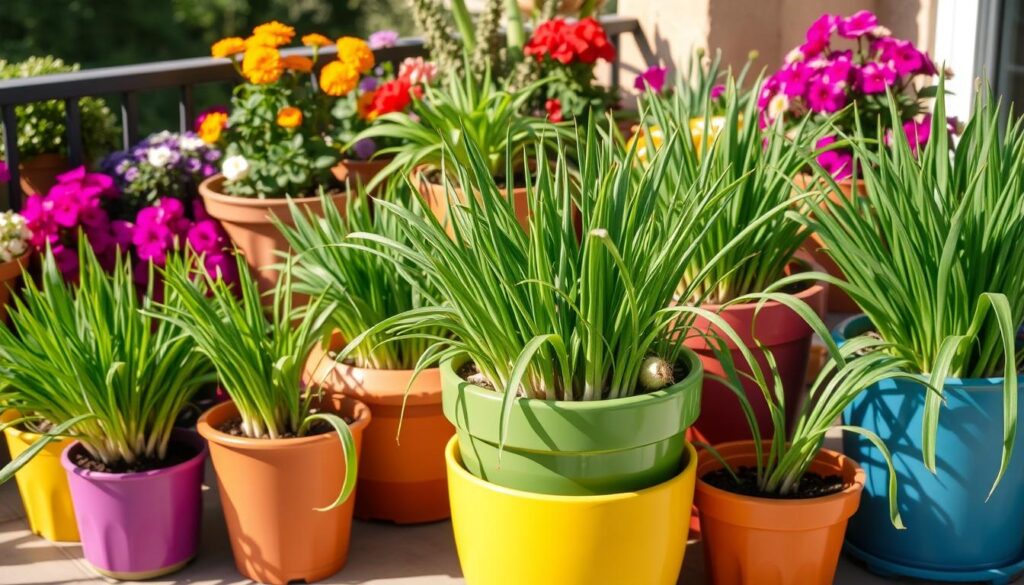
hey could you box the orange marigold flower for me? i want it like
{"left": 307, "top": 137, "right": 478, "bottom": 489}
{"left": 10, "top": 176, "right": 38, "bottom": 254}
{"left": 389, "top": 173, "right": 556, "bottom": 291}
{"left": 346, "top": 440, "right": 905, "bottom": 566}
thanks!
{"left": 242, "top": 45, "right": 282, "bottom": 84}
{"left": 357, "top": 90, "right": 377, "bottom": 121}
{"left": 199, "top": 112, "right": 229, "bottom": 144}
{"left": 276, "top": 106, "right": 303, "bottom": 129}
{"left": 336, "top": 36, "right": 375, "bottom": 74}
{"left": 211, "top": 37, "right": 246, "bottom": 58}
{"left": 252, "top": 21, "right": 295, "bottom": 47}
{"left": 319, "top": 60, "right": 359, "bottom": 96}
{"left": 302, "top": 33, "right": 332, "bottom": 48}
{"left": 280, "top": 55, "right": 313, "bottom": 73}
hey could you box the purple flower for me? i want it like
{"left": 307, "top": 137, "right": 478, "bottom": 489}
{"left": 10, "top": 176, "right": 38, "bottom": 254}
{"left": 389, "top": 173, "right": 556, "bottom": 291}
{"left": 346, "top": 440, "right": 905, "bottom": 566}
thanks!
{"left": 353, "top": 138, "right": 377, "bottom": 161}
{"left": 857, "top": 62, "right": 896, "bottom": 94}
{"left": 838, "top": 10, "right": 878, "bottom": 38}
{"left": 85, "top": 225, "right": 115, "bottom": 255}
{"left": 124, "top": 167, "right": 139, "bottom": 183}
{"left": 804, "top": 14, "right": 838, "bottom": 56}
{"left": 360, "top": 76, "right": 380, "bottom": 92}
{"left": 185, "top": 157, "right": 203, "bottom": 173}
{"left": 368, "top": 30, "right": 399, "bottom": 50}
{"left": 187, "top": 219, "right": 226, "bottom": 254}
{"left": 633, "top": 66, "right": 668, "bottom": 93}
{"left": 710, "top": 85, "right": 725, "bottom": 100}
{"left": 806, "top": 77, "right": 847, "bottom": 113}
{"left": 52, "top": 245, "right": 79, "bottom": 278}
{"left": 816, "top": 136, "right": 854, "bottom": 180}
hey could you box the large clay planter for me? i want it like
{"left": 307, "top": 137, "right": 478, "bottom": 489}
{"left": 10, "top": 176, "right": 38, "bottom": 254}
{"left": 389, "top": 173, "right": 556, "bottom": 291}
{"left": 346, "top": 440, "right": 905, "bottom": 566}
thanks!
{"left": 18, "top": 153, "right": 68, "bottom": 195}
{"left": 795, "top": 173, "right": 865, "bottom": 313}
{"left": 305, "top": 338, "right": 453, "bottom": 524}
{"left": 0, "top": 251, "right": 31, "bottom": 323}
{"left": 198, "top": 174, "right": 348, "bottom": 293}
{"left": 836, "top": 315, "right": 1024, "bottom": 583}
{"left": 60, "top": 430, "right": 206, "bottom": 579}
{"left": 695, "top": 440, "right": 865, "bottom": 585}
{"left": 0, "top": 409, "right": 78, "bottom": 542}
{"left": 685, "top": 271, "right": 827, "bottom": 446}
{"left": 449, "top": 436, "right": 695, "bottom": 585}
{"left": 331, "top": 158, "right": 392, "bottom": 193}
{"left": 413, "top": 167, "right": 531, "bottom": 234}
{"left": 441, "top": 351, "right": 702, "bottom": 495}
{"left": 197, "top": 398, "right": 371, "bottom": 584}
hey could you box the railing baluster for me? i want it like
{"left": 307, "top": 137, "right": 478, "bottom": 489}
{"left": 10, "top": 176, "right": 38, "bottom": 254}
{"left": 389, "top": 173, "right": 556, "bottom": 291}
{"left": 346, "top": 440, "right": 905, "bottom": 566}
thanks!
{"left": 2, "top": 105, "right": 22, "bottom": 211}
{"left": 121, "top": 91, "right": 139, "bottom": 149}
{"left": 179, "top": 85, "right": 194, "bottom": 134}
{"left": 65, "top": 98, "right": 84, "bottom": 167}
{"left": 611, "top": 35, "right": 622, "bottom": 90}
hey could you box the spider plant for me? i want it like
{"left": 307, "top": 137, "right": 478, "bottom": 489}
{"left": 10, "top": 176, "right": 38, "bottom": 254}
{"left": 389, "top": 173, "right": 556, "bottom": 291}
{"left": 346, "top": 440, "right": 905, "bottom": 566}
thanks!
{"left": 647, "top": 75, "right": 821, "bottom": 304}
{"left": 276, "top": 186, "right": 442, "bottom": 370}
{"left": 350, "top": 65, "right": 570, "bottom": 191}
{"left": 0, "top": 244, "right": 214, "bottom": 482}
{"left": 781, "top": 80, "right": 1024, "bottom": 494}
{"left": 152, "top": 253, "right": 357, "bottom": 509}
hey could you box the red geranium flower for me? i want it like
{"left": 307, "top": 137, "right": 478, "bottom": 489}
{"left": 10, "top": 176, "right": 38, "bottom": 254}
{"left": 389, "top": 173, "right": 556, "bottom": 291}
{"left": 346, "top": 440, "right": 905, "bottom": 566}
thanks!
{"left": 525, "top": 17, "right": 615, "bottom": 65}
{"left": 545, "top": 98, "right": 563, "bottom": 123}
{"left": 570, "top": 17, "right": 615, "bottom": 64}
{"left": 370, "top": 79, "right": 423, "bottom": 118}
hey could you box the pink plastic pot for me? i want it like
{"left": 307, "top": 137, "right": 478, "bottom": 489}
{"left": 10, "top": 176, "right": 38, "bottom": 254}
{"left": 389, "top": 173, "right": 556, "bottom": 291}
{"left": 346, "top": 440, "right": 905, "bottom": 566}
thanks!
{"left": 60, "top": 430, "right": 206, "bottom": 579}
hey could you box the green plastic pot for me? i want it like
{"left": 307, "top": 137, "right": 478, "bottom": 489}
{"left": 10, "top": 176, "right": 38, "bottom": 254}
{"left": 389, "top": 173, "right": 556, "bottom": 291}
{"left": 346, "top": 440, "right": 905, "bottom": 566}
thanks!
{"left": 440, "top": 351, "right": 703, "bottom": 496}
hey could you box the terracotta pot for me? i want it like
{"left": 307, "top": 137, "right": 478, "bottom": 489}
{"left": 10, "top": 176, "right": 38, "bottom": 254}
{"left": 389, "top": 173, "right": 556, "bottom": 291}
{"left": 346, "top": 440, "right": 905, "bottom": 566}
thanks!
{"left": 0, "top": 251, "right": 31, "bottom": 323}
{"left": 684, "top": 267, "right": 827, "bottom": 446}
{"left": 305, "top": 337, "right": 453, "bottom": 524}
{"left": 795, "top": 173, "right": 866, "bottom": 313}
{"left": 197, "top": 398, "right": 370, "bottom": 585}
{"left": 695, "top": 441, "right": 865, "bottom": 585}
{"left": 18, "top": 153, "right": 68, "bottom": 196}
{"left": 199, "top": 174, "right": 348, "bottom": 293}
{"left": 412, "top": 167, "right": 531, "bottom": 235}
{"left": 331, "top": 158, "right": 393, "bottom": 193}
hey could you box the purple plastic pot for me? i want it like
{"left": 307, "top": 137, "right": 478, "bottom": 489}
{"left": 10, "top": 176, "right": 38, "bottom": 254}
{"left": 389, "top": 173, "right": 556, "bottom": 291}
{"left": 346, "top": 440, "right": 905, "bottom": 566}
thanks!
{"left": 60, "top": 430, "right": 207, "bottom": 579}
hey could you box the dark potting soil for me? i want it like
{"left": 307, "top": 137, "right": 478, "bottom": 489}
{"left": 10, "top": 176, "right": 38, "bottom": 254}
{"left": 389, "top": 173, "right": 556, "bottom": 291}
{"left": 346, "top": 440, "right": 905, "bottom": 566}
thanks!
{"left": 73, "top": 440, "right": 198, "bottom": 474}
{"left": 214, "top": 416, "right": 351, "bottom": 439}
{"left": 702, "top": 465, "right": 847, "bottom": 499}
{"left": 456, "top": 359, "right": 690, "bottom": 397}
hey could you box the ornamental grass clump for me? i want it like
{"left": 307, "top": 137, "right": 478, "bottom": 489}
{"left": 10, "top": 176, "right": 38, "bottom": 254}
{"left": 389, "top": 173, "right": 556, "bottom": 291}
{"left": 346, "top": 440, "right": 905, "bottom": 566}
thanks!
{"left": 0, "top": 245, "right": 214, "bottom": 481}
{"left": 276, "top": 187, "right": 442, "bottom": 370}
{"left": 153, "top": 253, "right": 358, "bottom": 507}
{"left": 785, "top": 82, "right": 1024, "bottom": 491}
{"left": 647, "top": 76, "right": 820, "bottom": 303}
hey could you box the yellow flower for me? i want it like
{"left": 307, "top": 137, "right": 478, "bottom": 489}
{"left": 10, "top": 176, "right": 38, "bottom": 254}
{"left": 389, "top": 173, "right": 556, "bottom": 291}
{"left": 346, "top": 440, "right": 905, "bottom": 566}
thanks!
{"left": 280, "top": 55, "right": 313, "bottom": 73}
{"left": 319, "top": 61, "right": 359, "bottom": 96}
{"left": 336, "top": 37, "right": 374, "bottom": 74}
{"left": 276, "top": 106, "right": 303, "bottom": 129}
{"left": 199, "top": 112, "right": 229, "bottom": 144}
{"left": 242, "top": 45, "right": 282, "bottom": 84}
{"left": 357, "top": 90, "right": 377, "bottom": 121}
{"left": 252, "top": 21, "right": 295, "bottom": 47}
{"left": 625, "top": 125, "right": 664, "bottom": 166}
{"left": 302, "top": 33, "right": 332, "bottom": 48}
{"left": 211, "top": 37, "right": 246, "bottom": 58}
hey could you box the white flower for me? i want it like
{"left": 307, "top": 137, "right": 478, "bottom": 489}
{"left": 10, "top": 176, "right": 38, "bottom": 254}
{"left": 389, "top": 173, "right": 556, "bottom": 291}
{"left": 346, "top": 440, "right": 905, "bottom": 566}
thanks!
{"left": 222, "top": 155, "right": 250, "bottom": 182}
{"left": 785, "top": 47, "right": 805, "bottom": 64}
{"left": 7, "top": 239, "right": 25, "bottom": 257}
{"left": 147, "top": 146, "right": 173, "bottom": 168}
{"left": 180, "top": 135, "right": 206, "bottom": 151}
{"left": 871, "top": 25, "right": 892, "bottom": 38}
{"left": 768, "top": 94, "right": 790, "bottom": 120}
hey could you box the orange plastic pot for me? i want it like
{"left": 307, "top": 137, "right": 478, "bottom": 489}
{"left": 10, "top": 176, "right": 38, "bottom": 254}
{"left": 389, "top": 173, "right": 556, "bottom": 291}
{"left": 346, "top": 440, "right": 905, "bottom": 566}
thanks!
{"left": 199, "top": 174, "right": 348, "bottom": 294}
{"left": 331, "top": 158, "right": 392, "bottom": 193}
{"left": 0, "top": 252, "right": 30, "bottom": 323}
{"left": 695, "top": 441, "right": 865, "bottom": 585}
{"left": 19, "top": 153, "right": 68, "bottom": 195}
{"left": 305, "top": 338, "right": 453, "bottom": 524}
{"left": 412, "top": 167, "right": 530, "bottom": 235}
{"left": 685, "top": 267, "right": 827, "bottom": 446}
{"left": 197, "top": 398, "right": 370, "bottom": 585}
{"left": 795, "top": 173, "right": 865, "bottom": 313}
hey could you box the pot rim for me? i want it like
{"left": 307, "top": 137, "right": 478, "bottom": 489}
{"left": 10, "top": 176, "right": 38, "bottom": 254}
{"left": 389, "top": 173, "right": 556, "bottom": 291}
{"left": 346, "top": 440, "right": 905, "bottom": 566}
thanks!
{"left": 0, "top": 408, "right": 74, "bottom": 444}
{"left": 410, "top": 165, "right": 531, "bottom": 194}
{"left": 59, "top": 429, "right": 207, "bottom": 482}
{"left": 196, "top": 397, "right": 371, "bottom": 450}
{"left": 446, "top": 435, "right": 696, "bottom": 502}
{"left": 309, "top": 334, "right": 438, "bottom": 377}
{"left": 796, "top": 172, "right": 866, "bottom": 188}
{"left": 688, "top": 257, "right": 827, "bottom": 312}
{"left": 198, "top": 174, "right": 341, "bottom": 206}
{"left": 834, "top": 314, "right": 1024, "bottom": 387}
{"left": 305, "top": 337, "right": 442, "bottom": 406}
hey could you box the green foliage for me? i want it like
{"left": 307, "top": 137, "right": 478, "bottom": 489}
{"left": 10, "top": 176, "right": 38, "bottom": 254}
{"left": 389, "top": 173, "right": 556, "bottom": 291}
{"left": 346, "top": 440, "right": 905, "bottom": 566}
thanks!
{"left": 277, "top": 187, "right": 443, "bottom": 370}
{"left": 409, "top": 0, "right": 525, "bottom": 80}
{"left": 0, "top": 244, "right": 214, "bottom": 481}
{"left": 785, "top": 81, "right": 1024, "bottom": 492}
{"left": 0, "top": 57, "right": 119, "bottom": 161}
{"left": 534, "top": 61, "right": 618, "bottom": 122}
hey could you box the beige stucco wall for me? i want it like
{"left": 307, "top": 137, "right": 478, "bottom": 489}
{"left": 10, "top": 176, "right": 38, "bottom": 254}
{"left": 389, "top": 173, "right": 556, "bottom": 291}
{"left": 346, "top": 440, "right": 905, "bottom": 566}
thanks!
{"left": 616, "top": 0, "right": 935, "bottom": 91}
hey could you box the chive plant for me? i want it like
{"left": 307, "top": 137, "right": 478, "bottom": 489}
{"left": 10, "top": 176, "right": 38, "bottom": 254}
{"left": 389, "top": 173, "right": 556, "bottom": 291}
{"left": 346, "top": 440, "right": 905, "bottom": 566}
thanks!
{"left": 276, "top": 187, "right": 442, "bottom": 370}
{"left": 0, "top": 246, "right": 214, "bottom": 482}
{"left": 783, "top": 82, "right": 1024, "bottom": 492}
{"left": 647, "top": 75, "right": 820, "bottom": 304}
{"left": 153, "top": 254, "right": 358, "bottom": 509}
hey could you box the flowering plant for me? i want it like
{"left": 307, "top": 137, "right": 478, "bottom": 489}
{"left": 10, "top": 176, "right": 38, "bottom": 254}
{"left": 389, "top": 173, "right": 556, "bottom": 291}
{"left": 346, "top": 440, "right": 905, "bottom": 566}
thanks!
{"left": 0, "top": 211, "right": 31, "bottom": 264}
{"left": 210, "top": 22, "right": 374, "bottom": 198}
{"left": 759, "top": 11, "right": 938, "bottom": 179}
{"left": 100, "top": 131, "right": 221, "bottom": 216}
{"left": 523, "top": 17, "right": 618, "bottom": 122}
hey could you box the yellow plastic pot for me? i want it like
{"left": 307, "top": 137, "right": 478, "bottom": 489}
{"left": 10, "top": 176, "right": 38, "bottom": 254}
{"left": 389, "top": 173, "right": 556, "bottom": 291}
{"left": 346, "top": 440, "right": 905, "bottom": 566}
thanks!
{"left": 447, "top": 436, "right": 695, "bottom": 585}
{"left": 1, "top": 410, "right": 79, "bottom": 542}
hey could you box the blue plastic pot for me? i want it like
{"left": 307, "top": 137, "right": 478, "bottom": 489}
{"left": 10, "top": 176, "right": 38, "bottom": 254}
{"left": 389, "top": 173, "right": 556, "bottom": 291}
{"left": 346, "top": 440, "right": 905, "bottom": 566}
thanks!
{"left": 836, "top": 315, "right": 1024, "bottom": 584}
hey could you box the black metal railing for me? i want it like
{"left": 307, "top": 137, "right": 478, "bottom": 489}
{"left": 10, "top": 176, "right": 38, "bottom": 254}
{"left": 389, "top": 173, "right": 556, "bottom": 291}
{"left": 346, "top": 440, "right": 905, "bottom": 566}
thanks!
{"left": 0, "top": 15, "right": 655, "bottom": 210}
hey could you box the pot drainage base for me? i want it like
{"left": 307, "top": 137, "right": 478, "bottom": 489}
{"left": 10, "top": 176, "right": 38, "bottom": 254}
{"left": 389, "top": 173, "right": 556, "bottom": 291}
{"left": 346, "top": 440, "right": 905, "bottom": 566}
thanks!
{"left": 844, "top": 542, "right": 1024, "bottom": 585}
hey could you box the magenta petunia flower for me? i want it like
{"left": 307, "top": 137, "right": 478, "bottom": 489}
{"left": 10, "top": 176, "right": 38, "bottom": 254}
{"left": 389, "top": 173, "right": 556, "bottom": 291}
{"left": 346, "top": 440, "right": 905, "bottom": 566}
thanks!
{"left": 886, "top": 40, "right": 925, "bottom": 76}
{"left": 111, "top": 220, "right": 135, "bottom": 250}
{"left": 803, "top": 14, "right": 838, "bottom": 56}
{"left": 778, "top": 63, "right": 813, "bottom": 98}
{"left": 187, "top": 219, "right": 226, "bottom": 255}
{"left": 0, "top": 161, "right": 9, "bottom": 183}
{"left": 838, "top": 10, "right": 878, "bottom": 38}
{"left": 857, "top": 62, "right": 896, "bottom": 94}
{"left": 634, "top": 65, "right": 668, "bottom": 93}
{"left": 78, "top": 205, "right": 110, "bottom": 229}
{"left": 821, "top": 53, "right": 854, "bottom": 86}
{"left": 710, "top": 85, "right": 725, "bottom": 100}
{"left": 47, "top": 188, "right": 82, "bottom": 228}
{"left": 903, "top": 115, "right": 932, "bottom": 154}
{"left": 816, "top": 136, "right": 854, "bottom": 180}
{"left": 204, "top": 252, "right": 239, "bottom": 284}
{"left": 55, "top": 166, "right": 87, "bottom": 184}
{"left": 806, "top": 77, "right": 847, "bottom": 113}
{"left": 52, "top": 245, "right": 79, "bottom": 278}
